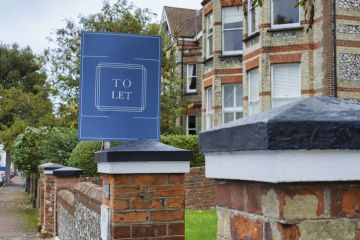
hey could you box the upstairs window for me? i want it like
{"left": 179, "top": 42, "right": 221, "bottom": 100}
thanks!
{"left": 248, "top": 68, "right": 260, "bottom": 116}
{"left": 248, "top": 0, "right": 260, "bottom": 34}
{"left": 186, "top": 64, "right": 197, "bottom": 93}
{"left": 206, "top": 12, "right": 214, "bottom": 58}
{"left": 205, "top": 87, "right": 213, "bottom": 129}
{"left": 222, "top": 7, "right": 243, "bottom": 55}
{"left": 222, "top": 84, "right": 243, "bottom": 124}
{"left": 271, "top": 0, "right": 300, "bottom": 29}
{"left": 272, "top": 63, "right": 301, "bottom": 108}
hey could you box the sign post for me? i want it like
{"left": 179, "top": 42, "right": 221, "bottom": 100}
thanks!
{"left": 79, "top": 32, "right": 162, "bottom": 141}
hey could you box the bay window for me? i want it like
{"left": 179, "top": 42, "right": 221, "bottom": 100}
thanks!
{"left": 222, "top": 7, "right": 243, "bottom": 55}
{"left": 222, "top": 84, "right": 243, "bottom": 124}
{"left": 248, "top": 68, "right": 260, "bottom": 116}
{"left": 248, "top": 0, "right": 260, "bottom": 34}
{"left": 206, "top": 12, "right": 214, "bottom": 58}
{"left": 205, "top": 87, "right": 213, "bottom": 129}
{"left": 272, "top": 63, "right": 301, "bottom": 108}
{"left": 271, "top": 0, "right": 300, "bottom": 29}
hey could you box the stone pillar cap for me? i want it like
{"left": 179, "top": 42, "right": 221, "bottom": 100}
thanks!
{"left": 53, "top": 167, "right": 83, "bottom": 177}
{"left": 200, "top": 97, "right": 360, "bottom": 153}
{"left": 43, "top": 163, "right": 65, "bottom": 171}
{"left": 38, "top": 162, "right": 55, "bottom": 171}
{"left": 95, "top": 140, "right": 192, "bottom": 174}
{"left": 95, "top": 140, "right": 193, "bottom": 163}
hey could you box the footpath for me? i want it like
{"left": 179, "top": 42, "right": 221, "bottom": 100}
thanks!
{"left": 0, "top": 176, "right": 43, "bottom": 240}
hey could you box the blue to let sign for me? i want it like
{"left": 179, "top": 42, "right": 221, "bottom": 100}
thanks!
{"left": 79, "top": 32, "right": 162, "bottom": 141}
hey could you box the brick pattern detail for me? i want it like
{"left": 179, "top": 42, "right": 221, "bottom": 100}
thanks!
{"left": 203, "top": 78, "right": 213, "bottom": 88}
{"left": 39, "top": 173, "right": 45, "bottom": 229}
{"left": 103, "top": 173, "right": 186, "bottom": 240}
{"left": 184, "top": 167, "right": 216, "bottom": 209}
{"left": 42, "top": 174, "right": 55, "bottom": 236}
{"left": 221, "top": 0, "right": 243, "bottom": 7}
{"left": 204, "top": 2, "right": 213, "bottom": 16}
{"left": 216, "top": 180, "right": 360, "bottom": 240}
{"left": 221, "top": 75, "right": 243, "bottom": 84}
{"left": 269, "top": 53, "right": 302, "bottom": 64}
{"left": 245, "top": 58, "right": 260, "bottom": 71}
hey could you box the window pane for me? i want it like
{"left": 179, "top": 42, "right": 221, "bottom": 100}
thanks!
{"left": 191, "top": 64, "right": 197, "bottom": 76}
{"left": 223, "top": 7, "right": 242, "bottom": 25}
{"left": 189, "top": 76, "right": 197, "bottom": 90}
{"left": 236, "top": 112, "right": 243, "bottom": 119}
{"left": 235, "top": 84, "right": 243, "bottom": 108}
{"left": 249, "top": 69, "right": 260, "bottom": 102}
{"left": 208, "top": 35, "right": 213, "bottom": 56}
{"left": 188, "top": 116, "right": 196, "bottom": 129}
{"left": 273, "top": 98, "right": 298, "bottom": 108}
{"left": 273, "top": 0, "right": 299, "bottom": 25}
{"left": 189, "top": 130, "right": 196, "bottom": 135}
{"left": 272, "top": 63, "right": 300, "bottom": 98}
{"left": 224, "top": 85, "right": 234, "bottom": 108}
{"left": 224, "top": 112, "right": 235, "bottom": 124}
{"left": 224, "top": 29, "right": 243, "bottom": 52}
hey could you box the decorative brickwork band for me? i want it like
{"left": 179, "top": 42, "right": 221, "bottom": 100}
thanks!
{"left": 203, "top": 2, "right": 213, "bottom": 16}
{"left": 269, "top": 53, "right": 302, "bottom": 64}
{"left": 221, "top": 0, "right": 243, "bottom": 7}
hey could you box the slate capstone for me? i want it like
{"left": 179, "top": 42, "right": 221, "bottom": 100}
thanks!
{"left": 53, "top": 167, "right": 83, "bottom": 177}
{"left": 95, "top": 140, "right": 193, "bottom": 162}
{"left": 200, "top": 97, "right": 360, "bottom": 153}
{"left": 43, "top": 163, "right": 65, "bottom": 171}
{"left": 38, "top": 162, "right": 55, "bottom": 171}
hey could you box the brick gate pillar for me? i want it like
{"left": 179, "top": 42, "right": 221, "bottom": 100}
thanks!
{"left": 41, "top": 163, "right": 64, "bottom": 237}
{"left": 95, "top": 140, "right": 191, "bottom": 240}
{"left": 200, "top": 97, "right": 360, "bottom": 240}
{"left": 53, "top": 167, "right": 82, "bottom": 236}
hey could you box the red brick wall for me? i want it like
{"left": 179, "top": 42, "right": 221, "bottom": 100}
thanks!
{"left": 217, "top": 180, "right": 360, "bottom": 240}
{"left": 185, "top": 167, "right": 216, "bottom": 210}
{"left": 102, "top": 174, "right": 186, "bottom": 240}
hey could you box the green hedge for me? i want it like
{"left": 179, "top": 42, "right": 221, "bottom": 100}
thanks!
{"left": 67, "top": 135, "right": 204, "bottom": 177}
{"left": 67, "top": 141, "right": 101, "bottom": 177}
{"left": 160, "top": 135, "right": 204, "bottom": 167}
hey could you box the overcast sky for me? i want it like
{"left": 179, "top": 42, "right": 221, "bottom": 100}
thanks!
{"left": 0, "top": 0, "right": 202, "bottom": 54}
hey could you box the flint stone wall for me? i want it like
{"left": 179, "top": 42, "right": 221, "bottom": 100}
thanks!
{"left": 56, "top": 182, "right": 102, "bottom": 240}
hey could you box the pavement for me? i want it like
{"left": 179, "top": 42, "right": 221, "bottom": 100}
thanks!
{"left": 0, "top": 176, "right": 45, "bottom": 240}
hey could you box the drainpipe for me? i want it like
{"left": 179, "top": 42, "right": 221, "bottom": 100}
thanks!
{"left": 333, "top": 0, "right": 338, "bottom": 98}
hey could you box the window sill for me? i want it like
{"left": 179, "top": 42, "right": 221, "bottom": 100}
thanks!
{"left": 185, "top": 91, "right": 198, "bottom": 95}
{"left": 267, "top": 26, "right": 303, "bottom": 33}
{"left": 219, "top": 53, "right": 243, "bottom": 58}
{"left": 243, "top": 31, "right": 260, "bottom": 42}
{"left": 203, "top": 56, "right": 214, "bottom": 64}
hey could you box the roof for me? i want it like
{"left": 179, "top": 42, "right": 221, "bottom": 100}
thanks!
{"left": 200, "top": 97, "right": 360, "bottom": 152}
{"left": 163, "top": 6, "right": 202, "bottom": 38}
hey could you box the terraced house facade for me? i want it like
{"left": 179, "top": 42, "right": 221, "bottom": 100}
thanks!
{"left": 201, "top": 0, "right": 360, "bottom": 130}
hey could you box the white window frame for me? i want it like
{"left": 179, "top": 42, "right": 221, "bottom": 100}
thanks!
{"left": 222, "top": 84, "right": 243, "bottom": 124}
{"left": 205, "top": 87, "right": 213, "bottom": 130}
{"left": 248, "top": 68, "right": 260, "bottom": 116}
{"left": 222, "top": 7, "right": 243, "bottom": 56}
{"left": 187, "top": 115, "right": 196, "bottom": 135}
{"left": 271, "top": 0, "right": 300, "bottom": 29}
{"left": 186, "top": 64, "right": 197, "bottom": 93}
{"left": 271, "top": 63, "right": 301, "bottom": 108}
{"left": 248, "top": 0, "right": 260, "bottom": 35}
{"left": 206, "top": 12, "right": 214, "bottom": 59}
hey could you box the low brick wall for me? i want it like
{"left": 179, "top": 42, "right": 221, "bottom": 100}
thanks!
{"left": 80, "top": 176, "right": 102, "bottom": 186}
{"left": 57, "top": 182, "right": 102, "bottom": 240}
{"left": 185, "top": 167, "right": 216, "bottom": 209}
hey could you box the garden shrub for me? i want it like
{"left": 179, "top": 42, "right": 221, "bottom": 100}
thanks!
{"left": 160, "top": 135, "right": 204, "bottom": 167}
{"left": 67, "top": 141, "right": 102, "bottom": 177}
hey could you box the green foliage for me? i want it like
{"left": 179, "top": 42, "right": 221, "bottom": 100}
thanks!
{"left": 160, "top": 33, "right": 187, "bottom": 135}
{"left": 185, "top": 210, "right": 217, "bottom": 240}
{"left": 0, "top": 44, "right": 54, "bottom": 153}
{"left": 11, "top": 127, "right": 78, "bottom": 174}
{"left": 45, "top": 0, "right": 157, "bottom": 128}
{"left": 160, "top": 135, "right": 204, "bottom": 167}
{"left": 67, "top": 141, "right": 102, "bottom": 177}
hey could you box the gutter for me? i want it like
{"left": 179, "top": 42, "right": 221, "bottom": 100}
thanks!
{"left": 333, "top": 0, "right": 338, "bottom": 98}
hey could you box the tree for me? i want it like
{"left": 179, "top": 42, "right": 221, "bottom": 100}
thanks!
{"left": 160, "top": 33, "right": 187, "bottom": 134}
{"left": 11, "top": 127, "right": 78, "bottom": 174}
{"left": 45, "top": 0, "right": 157, "bottom": 127}
{"left": 0, "top": 44, "right": 54, "bottom": 153}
